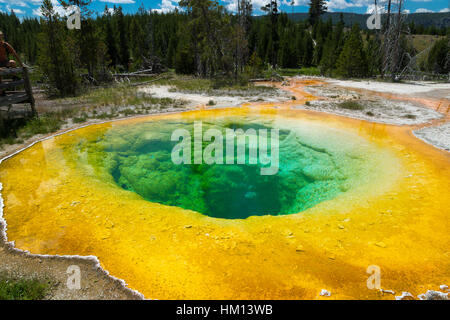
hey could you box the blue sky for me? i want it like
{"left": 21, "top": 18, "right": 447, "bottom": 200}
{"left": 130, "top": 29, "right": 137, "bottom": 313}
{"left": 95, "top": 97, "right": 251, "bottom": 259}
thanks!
{"left": 1, "top": 0, "right": 449, "bottom": 18}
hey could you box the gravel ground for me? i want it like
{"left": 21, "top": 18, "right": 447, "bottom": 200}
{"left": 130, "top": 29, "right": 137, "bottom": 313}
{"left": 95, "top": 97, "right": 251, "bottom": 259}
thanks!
{"left": 138, "top": 85, "right": 290, "bottom": 109}
{"left": 0, "top": 222, "right": 142, "bottom": 300}
{"left": 414, "top": 123, "right": 450, "bottom": 152}
{"left": 299, "top": 85, "right": 443, "bottom": 125}
{"left": 327, "top": 79, "right": 450, "bottom": 96}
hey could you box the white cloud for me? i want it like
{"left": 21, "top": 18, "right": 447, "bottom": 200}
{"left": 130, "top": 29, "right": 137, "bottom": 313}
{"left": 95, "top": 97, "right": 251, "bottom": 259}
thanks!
{"left": 32, "top": 0, "right": 69, "bottom": 17}
{"left": 366, "top": 4, "right": 386, "bottom": 14}
{"left": 223, "top": 0, "right": 287, "bottom": 13}
{"left": 152, "top": 0, "right": 179, "bottom": 13}
{"left": 280, "top": 0, "right": 309, "bottom": 6}
{"left": 324, "top": 0, "right": 379, "bottom": 12}
{"left": 225, "top": 0, "right": 237, "bottom": 12}
{"left": 7, "top": 5, "right": 26, "bottom": 14}
{"left": 415, "top": 8, "right": 433, "bottom": 13}
{"left": 326, "top": 0, "right": 353, "bottom": 11}
{"left": 12, "top": 8, "right": 26, "bottom": 14}
{"left": 27, "top": 0, "right": 136, "bottom": 17}
{"left": 440, "top": 8, "right": 450, "bottom": 13}
{"left": 254, "top": 0, "right": 277, "bottom": 9}
{"left": 247, "top": 0, "right": 284, "bottom": 13}
{"left": 324, "top": 0, "right": 415, "bottom": 13}
{"left": 0, "top": 0, "right": 29, "bottom": 7}
{"left": 98, "top": 0, "right": 136, "bottom": 4}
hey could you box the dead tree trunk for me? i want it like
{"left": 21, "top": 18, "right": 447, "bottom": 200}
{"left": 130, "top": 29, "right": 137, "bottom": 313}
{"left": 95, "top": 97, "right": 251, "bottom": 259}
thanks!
{"left": 391, "top": 0, "right": 403, "bottom": 81}
{"left": 382, "top": 0, "right": 406, "bottom": 81}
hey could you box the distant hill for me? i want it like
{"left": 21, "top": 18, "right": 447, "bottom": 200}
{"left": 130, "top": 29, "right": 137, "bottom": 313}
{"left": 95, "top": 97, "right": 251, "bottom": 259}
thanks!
{"left": 282, "top": 12, "right": 450, "bottom": 29}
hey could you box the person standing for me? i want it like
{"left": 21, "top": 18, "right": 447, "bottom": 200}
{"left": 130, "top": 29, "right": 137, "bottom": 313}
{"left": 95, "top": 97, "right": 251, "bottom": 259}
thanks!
{"left": 0, "top": 31, "right": 22, "bottom": 68}
{"left": 0, "top": 31, "right": 23, "bottom": 95}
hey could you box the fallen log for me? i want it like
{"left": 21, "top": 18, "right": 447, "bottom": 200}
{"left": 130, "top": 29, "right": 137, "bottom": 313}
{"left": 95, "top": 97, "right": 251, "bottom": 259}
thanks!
{"left": 113, "top": 73, "right": 156, "bottom": 78}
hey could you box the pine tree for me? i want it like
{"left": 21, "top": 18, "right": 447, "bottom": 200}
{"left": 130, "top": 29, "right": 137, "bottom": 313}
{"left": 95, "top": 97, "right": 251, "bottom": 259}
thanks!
{"left": 80, "top": 18, "right": 101, "bottom": 77}
{"left": 261, "top": 0, "right": 279, "bottom": 67}
{"left": 319, "top": 18, "right": 345, "bottom": 75}
{"left": 103, "top": 6, "right": 118, "bottom": 68}
{"left": 166, "top": 34, "right": 177, "bottom": 68}
{"left": 115, "top": 6, "right": 130, "bottom": 70}
{"left": 308, "top": 0, "right": 327, "bottom": 27}
{"left": 246, "top": 51, "right": 263, "bottom": 78}
{"left": 335, "top": 24, "right": 368, "bottom": 78}
{"left": 129, "top": 18, "right": 145, "bottom": 69}
{"left": 366, "top": 33, "right": 382, "bottom": 76}
{"left": 319, "top": 35, "right": 335, "bottom": 75}
{"left": 179, "top": 0, "right": 235, "bottom": 77}
{"left": 235, "top": 0, "right": 253, "bottom": 77}
{"left": 301, "top": 32, "right": 314, "bottom": 67}
{"left": 426, "top": 36, "right": 450, "bottom": 74}
{"left": 175, "top": 31, "right": 195, "bottom": 74}
{"left": 38, "top": 0, "right": 79, "bottom": 96}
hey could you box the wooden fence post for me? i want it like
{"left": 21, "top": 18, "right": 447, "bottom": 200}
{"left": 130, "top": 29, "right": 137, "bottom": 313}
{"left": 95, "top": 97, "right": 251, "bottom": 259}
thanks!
{"left": 22, "top": 67, "right": 37, "bottom": 117}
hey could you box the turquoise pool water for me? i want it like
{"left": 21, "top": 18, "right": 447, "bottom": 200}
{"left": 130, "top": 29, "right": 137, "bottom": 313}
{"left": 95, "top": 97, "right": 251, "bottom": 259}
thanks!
{"left": 75, "top": 115, "right": 371, "bottom": 219}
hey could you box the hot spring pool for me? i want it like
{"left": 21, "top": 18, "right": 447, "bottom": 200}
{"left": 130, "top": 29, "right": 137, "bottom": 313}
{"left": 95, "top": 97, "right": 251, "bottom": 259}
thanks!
{"left": 1, "top": 106, "right": 449, "bottom": 299}
{"left": 97, "top": 118, "right": 374, "bottom": 219}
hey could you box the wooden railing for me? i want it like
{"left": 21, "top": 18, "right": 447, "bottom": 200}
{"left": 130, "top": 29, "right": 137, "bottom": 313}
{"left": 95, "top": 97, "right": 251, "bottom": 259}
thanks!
{"left": 0, "top": 67, "right": 37, "bottom": 117}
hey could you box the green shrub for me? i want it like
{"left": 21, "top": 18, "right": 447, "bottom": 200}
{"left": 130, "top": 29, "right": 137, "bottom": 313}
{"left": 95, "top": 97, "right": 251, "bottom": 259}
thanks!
{"left": 338, "top": 101, "right": 364, "bottom": 110}
{"left": 73, "top": 117, "right": 87, "bottom": 123}
{"left": 19, "top": 114, "right": 64, "bottom": 138}
{"left": 279, "top": 67, "right": 321, "bottom": 77}
{"left": 0, "top": 274, "right": 51, "bottom": 300}
{"left": 335, "top": 24, "right": 368, "bottom": 78}
{"left": 426, "top": 37, "right": 450, "bottom": 74}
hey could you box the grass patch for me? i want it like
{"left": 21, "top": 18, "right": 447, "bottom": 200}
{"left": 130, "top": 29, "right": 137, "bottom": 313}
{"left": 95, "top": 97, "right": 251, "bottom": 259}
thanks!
{"left": 72, "top": 117, "right": 87, "bottom": 123}
{"left": 0, "top": 136, "right": 18, "bottom": 147}
{"left": 0, "top": 273, "right": 52, "bottom": 300}
{"left": 73, "top": 112, "right": 89, "bottom": 123}
{"left": 0, "top": 78, "right": 187, "bottom": 149}
{"left": 0, "top": 107, "right": 80, "bottom": 148}
{"left": 96, "top": 112, "right": 116, "bottom": 119}
{"left": 153, "top": 73, "right": 278, "bottom": 96}
{"left": 338, "top": 101, "right": 365, "bottom": 111}
{"left": 409, "top": 34, "right": 445, "bottom": 53}
{"left": 154, "top": 75, "right": 212, "bottom": 92}
{"left": 278, "top": 67, "right": 321, "bottom": 77}
{"left": 18, "top": 114, "right": 64, "bottom": 139}
{"left": 81, "top": 85, "right": 180, "bottom": 109}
